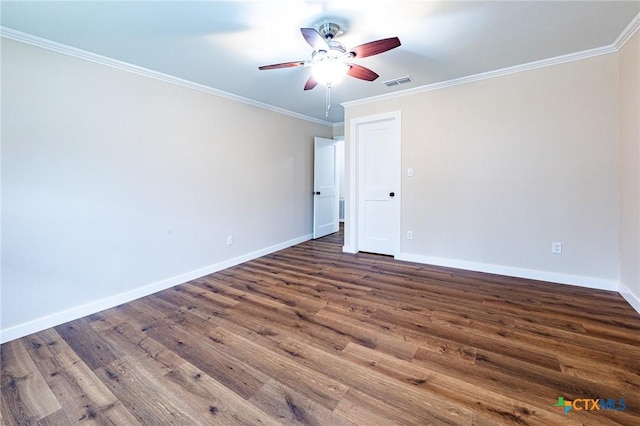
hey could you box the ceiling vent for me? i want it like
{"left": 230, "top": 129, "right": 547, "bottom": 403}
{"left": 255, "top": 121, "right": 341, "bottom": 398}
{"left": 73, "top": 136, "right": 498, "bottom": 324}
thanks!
{"left": 383, "top": 76, "right": 413, "bottom": 87}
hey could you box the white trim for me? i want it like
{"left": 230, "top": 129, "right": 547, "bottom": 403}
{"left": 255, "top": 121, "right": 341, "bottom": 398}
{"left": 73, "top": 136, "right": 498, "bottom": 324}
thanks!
{"left": 614, "top": 11, "right": 640, "bottom": 49}
{"left": 342, "top": 245, "right": 357, "bottom": 254}
{"left": 0, "top": 234, "right": 311, "bottom": 344}
{"left": 345, "top": 116, "right": 358, "bottom": 253}
{"left": 395, "top": 253, "right": 619, "bottom": 292}
{"left": 0, "top": 27, "right": 332, "bottom": 127}
{"left": 619, "top": 281, "right": 640, "bottom": 315}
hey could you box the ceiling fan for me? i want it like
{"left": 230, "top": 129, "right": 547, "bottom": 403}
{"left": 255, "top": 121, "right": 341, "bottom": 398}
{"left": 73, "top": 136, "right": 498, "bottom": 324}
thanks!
{"left": 258, "top": 22, "right": 401, "bottom": 91}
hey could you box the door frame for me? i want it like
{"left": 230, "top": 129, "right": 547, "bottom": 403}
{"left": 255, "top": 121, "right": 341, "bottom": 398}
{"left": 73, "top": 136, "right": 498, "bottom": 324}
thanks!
{"left": 344, "top": 110, "right": 401, "bottom": 255}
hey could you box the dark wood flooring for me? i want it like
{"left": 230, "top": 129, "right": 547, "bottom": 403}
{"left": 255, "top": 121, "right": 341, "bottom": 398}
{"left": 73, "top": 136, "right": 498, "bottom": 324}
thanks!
{"left": 2, "top": 226, "right": 640, "bottom": 425}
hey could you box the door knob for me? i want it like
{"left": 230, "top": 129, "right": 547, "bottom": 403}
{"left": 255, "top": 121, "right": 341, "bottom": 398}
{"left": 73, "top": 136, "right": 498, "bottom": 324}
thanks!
{"left": 389, "top": 192, "right": 395, "bottom": 197}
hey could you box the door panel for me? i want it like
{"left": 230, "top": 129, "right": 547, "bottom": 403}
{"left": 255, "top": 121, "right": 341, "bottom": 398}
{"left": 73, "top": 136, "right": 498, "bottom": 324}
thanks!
{"left": 357, "top": 115, "right": 400, "bottom": 255}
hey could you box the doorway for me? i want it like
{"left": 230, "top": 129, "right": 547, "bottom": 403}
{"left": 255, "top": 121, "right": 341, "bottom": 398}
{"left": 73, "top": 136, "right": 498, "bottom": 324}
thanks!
{"left": 313, "top": 137, "right": 345, "bottom": 240}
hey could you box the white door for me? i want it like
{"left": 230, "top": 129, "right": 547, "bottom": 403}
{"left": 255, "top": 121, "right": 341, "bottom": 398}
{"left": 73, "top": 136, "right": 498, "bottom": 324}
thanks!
{"left": 356, "top": 113, "right": 400, "bottom": 255}
{"left": 313, "top": 137, "right": 340, "bottom": 239}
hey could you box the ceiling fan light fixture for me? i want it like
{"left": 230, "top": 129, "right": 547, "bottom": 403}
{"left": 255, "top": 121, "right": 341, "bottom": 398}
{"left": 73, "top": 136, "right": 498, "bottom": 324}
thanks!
{"left": 311, "top": 59, "right": 349, "bottom": 85}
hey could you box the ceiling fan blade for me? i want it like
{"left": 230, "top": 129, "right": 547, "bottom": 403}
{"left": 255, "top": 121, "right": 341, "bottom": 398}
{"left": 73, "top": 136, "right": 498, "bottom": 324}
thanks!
{"left": 304, "top": 76, "right": 319, "bottom": 91}
{"left": 301, "top": 28, "right": 329, "bottom": 51}
{"left": 349, "top": 37, "right": 401, "bottom": 58}
{"left": 258, "top": 61, "right": 305, "bottom": 70}
{"left": 347, "top": 64, "right": 379, "bottom": 81}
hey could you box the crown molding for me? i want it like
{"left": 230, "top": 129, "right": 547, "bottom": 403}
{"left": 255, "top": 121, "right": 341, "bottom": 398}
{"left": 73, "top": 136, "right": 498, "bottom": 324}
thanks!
{"left": 614, "top": 11, "right": 640, "bottom": 49}
{"left": 344, "top": 11, "right": 640, "bottom": 109}
{"left": 0, "top": 27, "right": 333, "bottom": 127}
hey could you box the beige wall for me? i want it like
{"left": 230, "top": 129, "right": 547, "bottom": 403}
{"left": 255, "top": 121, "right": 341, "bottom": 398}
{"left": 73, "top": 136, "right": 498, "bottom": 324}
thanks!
{"left": 619, "top": 30, "right": 640, "bottom": 306}
{"left": 345, "top": 53, "right": 621, "bottom": 288}
{"left": 1, "top": 39, "right": 332, "bottom": 340}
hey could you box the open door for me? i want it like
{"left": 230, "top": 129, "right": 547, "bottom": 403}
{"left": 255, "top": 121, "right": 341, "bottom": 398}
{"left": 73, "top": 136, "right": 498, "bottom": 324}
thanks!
{"left": 313, "top": 137, "right": 340, "bottom": 239}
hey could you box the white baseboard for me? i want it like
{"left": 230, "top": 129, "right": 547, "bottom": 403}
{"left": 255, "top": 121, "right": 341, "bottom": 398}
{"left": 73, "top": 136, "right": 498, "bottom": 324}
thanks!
{"left": 395, "top": 253, "right": 619, "bottom": 291}
{"left": 619, "top": 281, "right": 640, "bottom": 315}
{"left": 0, "top": 234, "right": 312, "bottom": 344}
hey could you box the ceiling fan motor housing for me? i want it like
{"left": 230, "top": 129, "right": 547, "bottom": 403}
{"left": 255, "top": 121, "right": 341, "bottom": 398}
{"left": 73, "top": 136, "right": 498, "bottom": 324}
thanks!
{"left": 318, "top": 22, "right": 342, "bottom": 40}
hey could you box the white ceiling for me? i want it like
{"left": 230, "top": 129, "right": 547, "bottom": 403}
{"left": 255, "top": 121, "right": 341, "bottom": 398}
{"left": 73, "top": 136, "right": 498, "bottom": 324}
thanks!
{"left": 2, "top": 1, "right": 639, "bottom": 124}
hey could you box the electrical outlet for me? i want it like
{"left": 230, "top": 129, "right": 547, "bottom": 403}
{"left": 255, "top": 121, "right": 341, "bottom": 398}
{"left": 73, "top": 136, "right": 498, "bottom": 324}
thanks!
{"left": 407, "top": 167, "right": 414, "bottom": 177}
{"left": 407, "top": 231, "right": 413, "bottom": 240}
{"left": 226, "top": 236, "right": 233, "bottom": 246}
{"left": 552, "top": 242, "right": 562, "bottom": 254}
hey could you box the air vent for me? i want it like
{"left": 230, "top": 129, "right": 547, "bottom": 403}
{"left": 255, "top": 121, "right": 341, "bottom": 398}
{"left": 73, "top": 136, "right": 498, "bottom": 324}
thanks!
{"left": 383, "top": 76, "right": 413, "bottom": 87}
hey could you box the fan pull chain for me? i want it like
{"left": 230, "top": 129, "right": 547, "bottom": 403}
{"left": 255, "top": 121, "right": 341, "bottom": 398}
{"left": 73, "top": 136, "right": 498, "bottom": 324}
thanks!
{"left": 325, "top": 83, "right": 332, "bottom": 117}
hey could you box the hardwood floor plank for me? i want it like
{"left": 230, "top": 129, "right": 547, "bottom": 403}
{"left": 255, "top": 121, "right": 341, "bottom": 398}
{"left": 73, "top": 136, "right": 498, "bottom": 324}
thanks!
{"left": 371, "top": 306, "right": 563, "bottom": 371}
{"left": 313, "top": 307, "right": 419, "bottom": 361}
{"left": 482, "top": 296, "right": 640, "bottom": 332}
{"left": 201, "top": 324, "right": 350, "bottom": 411}
{"left": 196, "top": 278, "right": 288, "bottom": 311}
{"left": 90, "top": 317, "right": 187, "bottom": 376}
{"left": 19, "top": 329, "right": 65, "bottom": 362}
{"left": 222, "top": 296, "right": 354, "bottom": 353}
{"left": 54, "top": 318, "right": 120, "bottom": 371}
{"left": 222, "top": 272, "right": 329, "bottom": 313}
{"left": 248, "top": 379, "right": 356, "bottom": 426}
{"left": 511, "top": 319, "right": 640, "bottom": 369}
{"left": 162, "top": 362, "right": 279, "bottom": 426}
{"left": 334, "top": 388, "right": 419, "bottom": 426}
{"left": 556, "top": 354, "right": 640, "bottom": 394}
{"left": 36, "top": 408, "right": 74, "bottom": 425}
{"left": 0, "top": 339, "right": 61, "bottom": 425}
{"left": 140, "top": 316, "right": 268, "bottom": 400}
{"left": 21, "top": 329, "right": 134, "bottom": 420}
{"left": 94, "top": 356, "right": 200, "bottom": 424}
{"left": 180, "top": 282, "right": 241, "bottom": 308}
